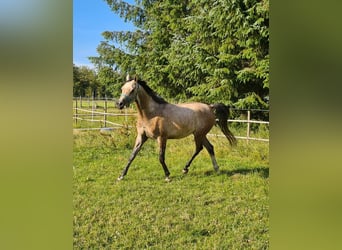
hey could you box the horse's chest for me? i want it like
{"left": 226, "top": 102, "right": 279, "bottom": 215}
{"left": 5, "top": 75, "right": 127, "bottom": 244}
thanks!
{"left": 140, "top": 118, "right": 162, "bottom": 139}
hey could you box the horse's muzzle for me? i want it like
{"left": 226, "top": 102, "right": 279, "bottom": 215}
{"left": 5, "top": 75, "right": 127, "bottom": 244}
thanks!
{"left": 117, "top": 100, "right": 125, "bottom": 110}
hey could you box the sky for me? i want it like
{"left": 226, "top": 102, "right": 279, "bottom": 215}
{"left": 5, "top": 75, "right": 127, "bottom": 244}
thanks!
{"left": 73, "top": 0, "right": 136, "bottom": 68}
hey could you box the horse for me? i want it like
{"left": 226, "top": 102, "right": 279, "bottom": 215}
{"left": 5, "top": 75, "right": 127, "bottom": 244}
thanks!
{"left": 117, "top": 75, "right": 237, "bottom": 182}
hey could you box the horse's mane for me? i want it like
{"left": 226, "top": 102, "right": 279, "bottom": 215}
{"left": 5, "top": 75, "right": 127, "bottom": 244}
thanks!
{"left": 137, "top": 79, "right": 168, "bottom": 104}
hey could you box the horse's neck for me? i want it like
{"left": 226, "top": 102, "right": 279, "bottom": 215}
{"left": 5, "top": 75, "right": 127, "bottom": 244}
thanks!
{"left": 135, "top": 88, "right": 160, "bottom": 118}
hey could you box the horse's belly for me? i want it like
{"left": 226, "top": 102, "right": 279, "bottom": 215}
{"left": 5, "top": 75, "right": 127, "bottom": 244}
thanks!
{"left": 167, "top": 133, "right": 191, "bottom": 139}
{"left": 165, "top": 121, "right": 194, "bottom": 139}
{"left": 140, "top": 113, "right": 198, "bottom": 139}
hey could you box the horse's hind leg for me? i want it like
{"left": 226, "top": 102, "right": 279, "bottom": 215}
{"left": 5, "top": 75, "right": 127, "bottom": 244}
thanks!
{"left": 203, "top": 137, "right": 219, "bottom": 172}
{"left": 183, "top": 136, "right": 204, "bottom": 174}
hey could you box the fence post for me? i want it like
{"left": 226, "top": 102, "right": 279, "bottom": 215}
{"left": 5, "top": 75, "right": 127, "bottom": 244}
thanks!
{"left": 91, "top": 93, "right": 94, "bottom": 121}
{"left": 104, "top": 95, "right": 107, "bottom": 127}
{"left": 247, "top": 110, "right": 251, "bottom": 144}
{"left": 75, "top": 97, "right": 78, "bottom": 125}
{"left": 125, "top": 107, "right": 128, "bottom": 124}
{"left": 80, "top": 96, "right": 82, "bottom": 108}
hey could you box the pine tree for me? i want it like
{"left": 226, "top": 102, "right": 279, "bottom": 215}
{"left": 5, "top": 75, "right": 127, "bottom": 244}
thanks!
{"left": 90, "top": 0, "right": 269, "bottom": 108}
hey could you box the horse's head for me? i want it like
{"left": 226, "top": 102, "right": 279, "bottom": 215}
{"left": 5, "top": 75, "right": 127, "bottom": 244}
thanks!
{"left": 117, "top": 75, "right": 139, "bottom": 109}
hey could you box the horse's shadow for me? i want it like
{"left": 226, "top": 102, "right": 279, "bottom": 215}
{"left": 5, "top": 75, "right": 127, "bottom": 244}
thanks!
{"left": 203, "top": 166, "right": 269, "bottom": 179}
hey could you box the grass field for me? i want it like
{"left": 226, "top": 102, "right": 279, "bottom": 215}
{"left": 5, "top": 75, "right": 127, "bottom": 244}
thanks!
{"left": 73, "top": 124, "right": 269, "bottom": 249}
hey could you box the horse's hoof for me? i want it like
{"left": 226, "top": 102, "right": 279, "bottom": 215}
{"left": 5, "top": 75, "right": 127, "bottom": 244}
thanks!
{"left": 165, "top": 176, "right": 172, "bottom": 182}
{"left": 182, "top": 169, "right": 188, "bottom": 174}
{"left": 117, "top": 176, "right": 124, "bottom": 181}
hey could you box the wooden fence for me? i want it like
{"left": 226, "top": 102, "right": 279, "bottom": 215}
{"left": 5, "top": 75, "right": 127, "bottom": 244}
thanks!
{"left": 73, "top": 97, "right": 269, "bottom": 143}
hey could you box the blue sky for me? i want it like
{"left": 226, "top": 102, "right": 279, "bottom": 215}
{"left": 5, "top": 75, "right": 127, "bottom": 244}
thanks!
{"left": 73, "top": 0, "right": 136, "bottom": 67}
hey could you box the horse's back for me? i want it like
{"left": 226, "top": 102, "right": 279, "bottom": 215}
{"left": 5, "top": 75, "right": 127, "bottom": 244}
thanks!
{"left": 177, "top": 102, "right": 215, "bottom": 120}
{"left": 177, "top": 102, "right": 212, "bottom": 113}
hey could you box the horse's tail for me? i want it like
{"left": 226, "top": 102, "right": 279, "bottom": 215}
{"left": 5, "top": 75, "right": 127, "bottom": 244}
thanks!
{"left": 211, "top": 103, "right": 237, "bottom": 146}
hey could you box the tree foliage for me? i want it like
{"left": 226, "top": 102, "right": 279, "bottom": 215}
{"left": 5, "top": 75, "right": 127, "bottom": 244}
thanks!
{"left": 73, "top": 65, "right": 97, "bottom": 97}
{"left": 73, "top": 63, "right": 123, "bottom": 98}
{"left": 89, "top": 0, "right": 269, "bottom": 108}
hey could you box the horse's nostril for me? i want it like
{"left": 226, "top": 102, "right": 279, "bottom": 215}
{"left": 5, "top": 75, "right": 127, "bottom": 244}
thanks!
{"left": 118, "top": 101, "right": 124, "bottom": 109}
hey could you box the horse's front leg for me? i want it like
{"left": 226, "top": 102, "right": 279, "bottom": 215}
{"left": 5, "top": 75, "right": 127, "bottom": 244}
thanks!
{"left": 157, "top": 136, "right": 171, "bottom": 182}
{"left": 118, "top": 132, "right": 147, "bottom": 181}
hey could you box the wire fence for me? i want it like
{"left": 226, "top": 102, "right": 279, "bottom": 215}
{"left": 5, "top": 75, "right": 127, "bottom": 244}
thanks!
{"left": 73, "top": 97, "right": 269, "bottom": 143}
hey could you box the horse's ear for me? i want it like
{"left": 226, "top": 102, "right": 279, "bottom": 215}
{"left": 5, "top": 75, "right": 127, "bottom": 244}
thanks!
{"left": 134, "top": 75, "right": 138, "bottom": 82}
{"left": 126, "top": 74, "right": 130, "bottom": 81}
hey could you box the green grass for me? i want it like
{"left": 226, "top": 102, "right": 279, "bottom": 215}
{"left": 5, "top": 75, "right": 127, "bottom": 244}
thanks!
{"left": 73, "top": 127, "right": 269, "bottom": 249}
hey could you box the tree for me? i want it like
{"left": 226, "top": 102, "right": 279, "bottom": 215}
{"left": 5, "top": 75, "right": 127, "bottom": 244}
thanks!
{"left": 96, "top": 65, "right": 123, "bottom": 98}
{"left": 90, "top": 0, "right": 269, "bottom": 108}
{"left": 73, "top": 65, "right": 99, "bottom": 97}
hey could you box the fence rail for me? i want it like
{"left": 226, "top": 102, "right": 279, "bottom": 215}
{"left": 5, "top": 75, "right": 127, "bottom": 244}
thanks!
{"left": 73, "top": 98, "right": 269, "bottom": 143}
